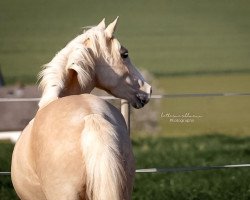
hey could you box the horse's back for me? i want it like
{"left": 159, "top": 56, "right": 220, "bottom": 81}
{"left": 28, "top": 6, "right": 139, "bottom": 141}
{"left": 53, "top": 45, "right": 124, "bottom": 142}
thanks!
{"left": 37, "top": 94, "right": 126, "bottom": 128}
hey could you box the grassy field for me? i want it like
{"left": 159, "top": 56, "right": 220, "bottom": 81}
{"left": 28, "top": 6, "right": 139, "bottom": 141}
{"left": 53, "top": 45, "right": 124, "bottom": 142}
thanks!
{"left": 133, "top": 135, "right": 250, "bottom": 200}
{"left": 131, "top": 73, "right": 250, "bottom": 136}
{"left": 0, "top": 0, "right": 250, "bottom": 82}
{"left": 157, "top": 74, "right": 250, "bottom": 136}
{"left": 0, "top": 141, "right": 17, "bottom": 200}
{"left": 1, "top": 136, "right": 250, "bottom": 200}
{"left": 1, "top": 0, "right": 250, "bottom": 136}
{"left": 1, "top": 1, "right": 250, "bottom": 198}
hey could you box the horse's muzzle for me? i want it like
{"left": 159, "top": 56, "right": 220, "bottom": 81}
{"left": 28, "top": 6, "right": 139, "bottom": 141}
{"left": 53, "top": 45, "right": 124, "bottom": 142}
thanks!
{"left": 133, "top": 90, "right": 151, "bottom": 109}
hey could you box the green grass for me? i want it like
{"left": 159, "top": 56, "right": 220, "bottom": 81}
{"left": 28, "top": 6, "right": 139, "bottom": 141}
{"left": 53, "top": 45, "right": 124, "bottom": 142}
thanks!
{"left": 130, "top": 73, "right": 250, "bottom": 136}
{"left": 156, "top": 74, "right": 250, "bottom": 136}
{"left": 1, "top": 0, "right": 250, "bottom": 83}
{"left": 1, "top": 0, "right": 250, "bottom": 135}
{"left": 0, "top": 141, "right": 17, "bottom": 200}
{"left": 132, "top": 135, "right": 250, "bottom": 200}
{"left": 1, "top": 136, "right": 250, "bottom": 199}
{"left": 1, "top": 1, "right": 250, "bottom": 198}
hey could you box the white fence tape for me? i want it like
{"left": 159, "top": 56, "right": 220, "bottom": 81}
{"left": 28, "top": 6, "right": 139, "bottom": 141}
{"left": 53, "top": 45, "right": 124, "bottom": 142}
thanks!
{"left": 1, "top": 164, "right": 250, "bottom": 176}
{"left": 136, "top": 164, "right": 250, "bottom": 173}
{"left": 0, "top": 92, "right": 250, "bottom": 103}
{"left": 0, "top": 132, "right": 21, "bottom": 143}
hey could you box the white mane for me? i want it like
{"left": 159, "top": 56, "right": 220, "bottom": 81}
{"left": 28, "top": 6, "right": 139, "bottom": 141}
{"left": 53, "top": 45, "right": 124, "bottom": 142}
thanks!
{"left": 38, "top": 25, "right": 121, "bottom": 108}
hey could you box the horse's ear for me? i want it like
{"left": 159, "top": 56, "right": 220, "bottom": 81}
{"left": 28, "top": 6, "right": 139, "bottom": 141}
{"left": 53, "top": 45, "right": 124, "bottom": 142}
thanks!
{"left": 97, "top": 18, "right": 106, "bottom": 29}
{"left": 105, "top": 16, "right": 119, "bottom": 39}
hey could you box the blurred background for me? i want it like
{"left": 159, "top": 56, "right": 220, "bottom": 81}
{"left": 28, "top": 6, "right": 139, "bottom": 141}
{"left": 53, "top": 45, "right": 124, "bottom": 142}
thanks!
{"left": 0, "top": 0, "right": 250, "bottom": 199}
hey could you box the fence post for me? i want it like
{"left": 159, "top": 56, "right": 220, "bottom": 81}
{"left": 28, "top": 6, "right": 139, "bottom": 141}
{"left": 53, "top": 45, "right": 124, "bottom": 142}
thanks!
{"left": 0, "top": 65, "right": 5, "bottom": 87}
{"left": 121, "top": 99, "right": 130, "bottom": 135}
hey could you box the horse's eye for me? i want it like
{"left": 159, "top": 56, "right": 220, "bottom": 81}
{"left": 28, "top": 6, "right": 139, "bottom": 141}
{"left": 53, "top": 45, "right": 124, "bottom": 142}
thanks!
{"left": 121, "top": 52, "right": 129, "bottom": 59}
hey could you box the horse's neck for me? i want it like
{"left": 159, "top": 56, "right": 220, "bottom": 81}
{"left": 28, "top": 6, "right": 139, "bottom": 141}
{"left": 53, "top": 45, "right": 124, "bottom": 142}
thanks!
{"left": 38, "top": 34, "right": 97, "bottom": 108}
{"left": 39, "top": 67, "right": 95, "bottom": 108}
{"left": 59, "top": 68, "right": 95, "bottom": 97}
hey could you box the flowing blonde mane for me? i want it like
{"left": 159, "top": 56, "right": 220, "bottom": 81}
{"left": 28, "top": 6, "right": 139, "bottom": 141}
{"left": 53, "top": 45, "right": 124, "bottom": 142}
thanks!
{"left": 38, "top": 24, "right": 121, "bottom": 107}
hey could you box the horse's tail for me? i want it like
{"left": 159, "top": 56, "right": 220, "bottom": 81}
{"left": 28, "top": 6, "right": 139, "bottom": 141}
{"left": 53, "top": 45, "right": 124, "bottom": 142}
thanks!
{"left": 81, "top": 114, "right": 127, "bottom": 200}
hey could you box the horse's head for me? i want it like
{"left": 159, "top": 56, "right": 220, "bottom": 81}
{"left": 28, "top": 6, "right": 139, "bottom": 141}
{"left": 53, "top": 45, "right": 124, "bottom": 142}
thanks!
{"left": 85, "top": 18, "right": 152, "bottom": 109}
{"left": 38, "top": 18, "right": 152, "bottom": 109}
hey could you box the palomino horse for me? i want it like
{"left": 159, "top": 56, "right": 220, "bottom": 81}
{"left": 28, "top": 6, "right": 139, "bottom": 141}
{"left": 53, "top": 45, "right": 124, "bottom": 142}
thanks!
{"left": 11, "top": 18, "right": 152, "bottom": 200}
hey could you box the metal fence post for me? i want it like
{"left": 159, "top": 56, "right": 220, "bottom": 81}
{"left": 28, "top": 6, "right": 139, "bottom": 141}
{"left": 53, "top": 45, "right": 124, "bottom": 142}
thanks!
{"left": 121, "top": 99, "right": 130, "bottom": 135}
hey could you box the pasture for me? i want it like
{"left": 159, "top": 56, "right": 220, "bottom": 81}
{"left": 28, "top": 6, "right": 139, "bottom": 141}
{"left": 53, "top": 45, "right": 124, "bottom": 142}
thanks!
{"left": 1, "top": 0, "right": 250, "bottom": 82}
{"left": 1, "top": 0, "right": 250, "bottom": 136}
{"left": 1, "top": 0, "right": 250, "bottom": 199}
{"left": 1, "top": 136, "right": 250, "bottom": 200}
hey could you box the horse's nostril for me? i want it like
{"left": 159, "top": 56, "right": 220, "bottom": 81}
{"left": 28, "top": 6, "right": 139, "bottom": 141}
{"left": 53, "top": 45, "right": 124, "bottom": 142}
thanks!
{"left": 140, "top": 98, "right": 146, "bottom": 105}
{"left": 143, "top": 97, "right": 150, "bottom": 104}
{"left": 136, "top": 93, "right": 150, "bottom": 107}
{"left": 139, "top": 96, "right": 149, "bottom": 105}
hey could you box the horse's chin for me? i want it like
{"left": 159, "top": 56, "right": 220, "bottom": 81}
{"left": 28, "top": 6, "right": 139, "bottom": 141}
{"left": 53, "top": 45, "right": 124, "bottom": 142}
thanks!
{"left": 105, "top": 89, "right": 149, "bottom": 109}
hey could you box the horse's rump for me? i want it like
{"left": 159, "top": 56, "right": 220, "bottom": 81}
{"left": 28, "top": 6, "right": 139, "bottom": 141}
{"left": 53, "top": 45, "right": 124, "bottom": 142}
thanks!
{"left": 30, "top": 95, "right": 134, "bottom": 200}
